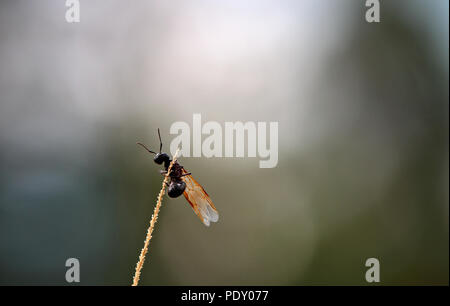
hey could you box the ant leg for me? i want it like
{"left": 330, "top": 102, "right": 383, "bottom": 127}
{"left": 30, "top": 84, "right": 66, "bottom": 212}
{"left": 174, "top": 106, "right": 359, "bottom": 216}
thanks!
{"left": 179, "top": 166, "right": 191, "bottom": 176}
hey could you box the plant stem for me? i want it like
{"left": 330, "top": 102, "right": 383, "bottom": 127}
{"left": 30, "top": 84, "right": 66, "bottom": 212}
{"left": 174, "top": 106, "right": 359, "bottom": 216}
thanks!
{"left": 132, "top": 148, "right": 180, "bottom": 286}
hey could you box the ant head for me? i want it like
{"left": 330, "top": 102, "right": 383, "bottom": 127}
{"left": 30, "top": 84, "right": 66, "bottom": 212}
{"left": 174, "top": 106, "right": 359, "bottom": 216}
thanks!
{"left": 137, "top": 128, "right": 171, "bottom": 166}
{"left": 154, "top": 152, "right": 170, "bottom": 165}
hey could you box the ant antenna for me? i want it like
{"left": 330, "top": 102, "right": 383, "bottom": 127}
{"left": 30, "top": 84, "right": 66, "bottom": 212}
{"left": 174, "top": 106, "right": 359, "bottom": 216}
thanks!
{"left": 158, "top": 128, "right": 163, "bottom": 153}
{"left": 136, "top": 142, "right": 156, "bottom": 155}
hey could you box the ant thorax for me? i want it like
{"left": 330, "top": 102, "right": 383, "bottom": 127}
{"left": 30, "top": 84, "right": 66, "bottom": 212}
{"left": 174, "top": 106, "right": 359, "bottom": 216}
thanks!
{"left": 167, "top": 161, "right": 184, "bottom": 179}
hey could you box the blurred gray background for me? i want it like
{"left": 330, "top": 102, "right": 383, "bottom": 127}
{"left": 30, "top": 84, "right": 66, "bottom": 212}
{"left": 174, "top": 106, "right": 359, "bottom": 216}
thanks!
{"left": 0, "top": 0, "right": 448, "bottom": 285}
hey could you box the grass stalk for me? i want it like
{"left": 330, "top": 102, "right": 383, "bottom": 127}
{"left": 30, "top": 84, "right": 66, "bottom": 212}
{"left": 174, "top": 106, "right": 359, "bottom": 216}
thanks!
{"left": 132, "top": 148, "right": 180, "bottom": 286}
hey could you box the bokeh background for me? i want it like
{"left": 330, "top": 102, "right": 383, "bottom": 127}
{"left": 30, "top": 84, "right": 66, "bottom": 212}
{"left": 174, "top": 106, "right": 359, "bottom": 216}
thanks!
{"left": 0, "top": 0, "right": 448, "bottom": 285}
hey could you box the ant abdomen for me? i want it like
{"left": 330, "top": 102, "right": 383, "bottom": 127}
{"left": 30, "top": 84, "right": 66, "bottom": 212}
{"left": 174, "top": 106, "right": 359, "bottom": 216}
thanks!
{"left": 168, "top": 180, "right": 186, "bottom": 198}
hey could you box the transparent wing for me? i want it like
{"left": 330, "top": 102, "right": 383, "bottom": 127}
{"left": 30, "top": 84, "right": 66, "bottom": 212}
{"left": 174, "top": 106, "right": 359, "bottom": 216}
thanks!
{"left": 181, "top": 168, "right": 219, "bottom": 227}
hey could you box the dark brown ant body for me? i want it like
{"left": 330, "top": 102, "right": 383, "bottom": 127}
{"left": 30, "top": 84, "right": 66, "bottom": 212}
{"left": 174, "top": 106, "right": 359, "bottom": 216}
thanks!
{"left": 137, "top": 129, "right": 190, "bottom": 198}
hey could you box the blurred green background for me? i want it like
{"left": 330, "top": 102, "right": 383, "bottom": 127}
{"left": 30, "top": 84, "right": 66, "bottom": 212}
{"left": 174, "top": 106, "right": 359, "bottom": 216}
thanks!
{"left": 0, "top": 0, "right": 448, "bottom": 285}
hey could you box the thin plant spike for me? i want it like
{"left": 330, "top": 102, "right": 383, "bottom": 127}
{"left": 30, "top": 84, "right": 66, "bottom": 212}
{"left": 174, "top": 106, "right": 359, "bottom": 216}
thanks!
{"left": 132, "top": 147, "right": 181, "bottom": 286}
